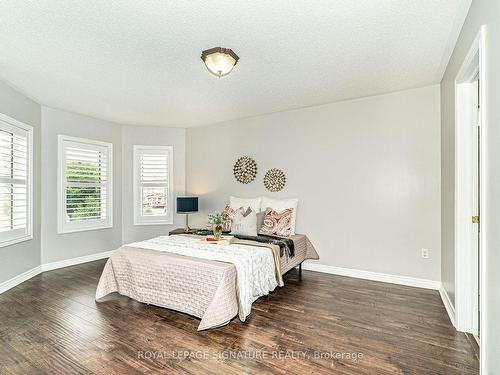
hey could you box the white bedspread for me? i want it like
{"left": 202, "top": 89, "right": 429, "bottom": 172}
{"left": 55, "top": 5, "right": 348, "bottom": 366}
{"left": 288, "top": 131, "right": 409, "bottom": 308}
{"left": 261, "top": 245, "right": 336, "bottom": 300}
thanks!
{"left": 127, "top": 235, "right": 278, "bottom": 320}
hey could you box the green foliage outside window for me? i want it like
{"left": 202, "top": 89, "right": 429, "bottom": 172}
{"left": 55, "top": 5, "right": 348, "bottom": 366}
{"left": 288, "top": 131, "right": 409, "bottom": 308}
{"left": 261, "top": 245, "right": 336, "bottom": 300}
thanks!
{"left": 66, "top": 161, "right": 103, "bottom": 220}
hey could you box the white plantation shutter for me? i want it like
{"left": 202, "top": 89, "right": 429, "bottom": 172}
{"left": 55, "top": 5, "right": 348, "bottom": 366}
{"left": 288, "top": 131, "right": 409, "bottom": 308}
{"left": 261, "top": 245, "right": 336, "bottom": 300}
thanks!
{"left": 0, "top": 116, "right": 32, "bottom": 246}
{"left": 133, "top": 145, "right": 173, "bottom": 225}
{"left": 58, "top": 136, "right": 113, "bottom": 233}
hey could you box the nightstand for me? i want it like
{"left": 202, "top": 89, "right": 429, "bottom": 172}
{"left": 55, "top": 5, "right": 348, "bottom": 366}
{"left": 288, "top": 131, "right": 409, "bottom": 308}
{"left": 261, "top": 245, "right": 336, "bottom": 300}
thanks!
{"left": 169, "top": 228, "right": 198, "bottom": 236}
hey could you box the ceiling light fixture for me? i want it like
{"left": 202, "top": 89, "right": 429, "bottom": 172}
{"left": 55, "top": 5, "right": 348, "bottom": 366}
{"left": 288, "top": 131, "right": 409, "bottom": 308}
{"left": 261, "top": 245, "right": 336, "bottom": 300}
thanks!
{"left": 201, "top": 47, "right": 239, "bottom": 77}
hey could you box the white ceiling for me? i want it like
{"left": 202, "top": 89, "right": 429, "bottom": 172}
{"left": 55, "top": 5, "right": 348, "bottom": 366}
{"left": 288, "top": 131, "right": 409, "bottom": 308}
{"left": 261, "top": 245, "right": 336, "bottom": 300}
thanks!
{"left": 0, "top": 1, "right": 471, "bottom": 127}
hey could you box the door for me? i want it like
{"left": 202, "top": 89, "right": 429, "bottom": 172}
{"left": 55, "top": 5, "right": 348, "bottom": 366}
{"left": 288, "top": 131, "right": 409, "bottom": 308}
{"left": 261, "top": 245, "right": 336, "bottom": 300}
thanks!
{"left": 454, "top": 25, "right": 486, "bottom": 367}
{"left": 471, "top": 78, "right": 481, "bottom": 341}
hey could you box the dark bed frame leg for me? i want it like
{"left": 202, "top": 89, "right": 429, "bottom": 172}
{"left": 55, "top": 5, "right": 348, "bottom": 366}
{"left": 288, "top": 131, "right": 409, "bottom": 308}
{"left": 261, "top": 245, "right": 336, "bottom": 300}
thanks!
{"left": 299, "top": 263, "right": 302, "bottom": 280}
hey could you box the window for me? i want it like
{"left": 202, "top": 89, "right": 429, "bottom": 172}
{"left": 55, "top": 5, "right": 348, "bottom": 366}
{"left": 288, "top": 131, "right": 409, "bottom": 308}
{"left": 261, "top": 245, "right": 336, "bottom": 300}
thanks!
{"left": 0, "top": 114, "right": 33, "bottom": 247}
{"left": 58, "top": 135, "right": 113, "bottom": 233}
{"left": 133, "top": 145, "right": 173, "bottom": 225}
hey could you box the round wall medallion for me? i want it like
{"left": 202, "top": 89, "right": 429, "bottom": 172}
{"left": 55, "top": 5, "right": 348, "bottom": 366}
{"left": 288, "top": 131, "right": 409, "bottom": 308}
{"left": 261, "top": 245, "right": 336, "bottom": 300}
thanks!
{"left": 233, "top": 156, "right": 257, "bottom": 184}
{"left": 263, "top": 168, "right": 286, "bottom": 192}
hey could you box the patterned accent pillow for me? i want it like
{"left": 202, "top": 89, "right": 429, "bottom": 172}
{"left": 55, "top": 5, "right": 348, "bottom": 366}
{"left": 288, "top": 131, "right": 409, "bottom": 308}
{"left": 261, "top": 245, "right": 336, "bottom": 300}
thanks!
{"left": 258, "top": 207, "right": 294, "bottom": 237}
{"left": 222, "top": 205, "right": 235, "bottom": 232}
{"left": 230, "top": 208, "right": 257, "bottom": 236}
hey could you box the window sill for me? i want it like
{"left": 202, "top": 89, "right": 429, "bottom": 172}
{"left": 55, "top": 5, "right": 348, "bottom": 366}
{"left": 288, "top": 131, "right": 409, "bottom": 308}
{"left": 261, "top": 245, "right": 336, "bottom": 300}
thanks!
{"left": 0, "top": 234, "right": 34, "bottom": 248}
{"left": 133, "top": 220, "right": 173, "bottom": 226}
{"left": 57, "top": 224, "right": 113, "bottom": 235}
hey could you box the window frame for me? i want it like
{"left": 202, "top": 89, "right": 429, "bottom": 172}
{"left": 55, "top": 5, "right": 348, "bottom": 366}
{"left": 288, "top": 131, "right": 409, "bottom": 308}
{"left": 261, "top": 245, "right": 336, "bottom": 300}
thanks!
{"left": 133, "top": 145, "right": 174, "bottom": 226}
{"left": 57, "top": 135, "right": 113, "bottom": 234}
{"left": 0, "top": 113, "right": 33, "bottom": 248}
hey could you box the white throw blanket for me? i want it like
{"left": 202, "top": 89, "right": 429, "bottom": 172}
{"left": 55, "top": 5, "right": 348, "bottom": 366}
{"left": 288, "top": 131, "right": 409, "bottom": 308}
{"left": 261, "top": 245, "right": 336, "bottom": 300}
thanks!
{"left": 127, "top": 235, "right": 278, "bottom": 320}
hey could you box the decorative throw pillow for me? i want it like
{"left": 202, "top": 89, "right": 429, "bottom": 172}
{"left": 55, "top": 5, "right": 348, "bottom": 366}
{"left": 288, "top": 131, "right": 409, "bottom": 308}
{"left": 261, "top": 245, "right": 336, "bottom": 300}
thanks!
{"left": 222, "top": 205, "right": 235, "bottom": 232}
{"left": 256, "top": 211, "right": 266, "bottom": 231}
{"left": 230, "top": 207, "right": 258, "bottom": 236}
{"left": 229, "top": 196, "right": 262, "bottom": 213}
{"left": 258, "top": 207, "right": 294, "bottom": 237}
{"left": 260, "top": 197, "right": 299, "bottom": 235}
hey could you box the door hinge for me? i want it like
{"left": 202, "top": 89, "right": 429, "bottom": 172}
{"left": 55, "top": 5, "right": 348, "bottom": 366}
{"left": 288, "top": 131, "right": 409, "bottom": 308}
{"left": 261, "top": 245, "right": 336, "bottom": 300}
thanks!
{"left": 472, "top": 216, "right": 480, "bottom": 224}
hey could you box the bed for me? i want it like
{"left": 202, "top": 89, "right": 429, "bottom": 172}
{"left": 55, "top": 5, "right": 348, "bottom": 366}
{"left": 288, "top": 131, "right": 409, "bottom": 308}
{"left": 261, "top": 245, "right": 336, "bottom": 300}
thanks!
{"left": 95, "top": 233, "right": 319, "bottom": 330}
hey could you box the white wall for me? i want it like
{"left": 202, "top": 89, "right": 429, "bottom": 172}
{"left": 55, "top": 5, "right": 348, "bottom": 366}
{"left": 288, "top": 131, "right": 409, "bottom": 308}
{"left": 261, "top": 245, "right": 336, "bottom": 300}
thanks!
{"left": 1, "top": 102, "right": 187, "bottom": 274}
{"left": 121, "top": 125, "right": 186, "bottom": 243}
{"left": 440, "top": 0, "right": 500, "bottom": 371}
{"left": 186, "top": 85, "right": 441, "bottom": 282}
{"left": 41, "top": 107, "right": 123, "bottom": 264}
{"left": 0, "top": 81, "right": 41, "bottom": 284}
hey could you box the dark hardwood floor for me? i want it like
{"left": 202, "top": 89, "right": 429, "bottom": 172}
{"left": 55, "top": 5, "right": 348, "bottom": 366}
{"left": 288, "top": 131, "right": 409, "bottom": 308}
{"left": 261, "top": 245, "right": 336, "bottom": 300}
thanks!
{"left": 0, "top": 260, "right": 478, "bottom": 374}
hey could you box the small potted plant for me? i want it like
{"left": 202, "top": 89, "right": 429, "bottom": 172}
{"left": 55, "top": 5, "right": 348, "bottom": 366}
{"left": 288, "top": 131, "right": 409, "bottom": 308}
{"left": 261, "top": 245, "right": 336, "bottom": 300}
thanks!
{"left": 208, "top": 211, "right": 227, "bottom": 240}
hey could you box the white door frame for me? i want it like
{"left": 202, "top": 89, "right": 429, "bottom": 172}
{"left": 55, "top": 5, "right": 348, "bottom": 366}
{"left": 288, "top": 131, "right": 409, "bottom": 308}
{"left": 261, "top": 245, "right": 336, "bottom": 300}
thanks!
{"left": 454, "top": 26, "right": 485, "bottom": 339}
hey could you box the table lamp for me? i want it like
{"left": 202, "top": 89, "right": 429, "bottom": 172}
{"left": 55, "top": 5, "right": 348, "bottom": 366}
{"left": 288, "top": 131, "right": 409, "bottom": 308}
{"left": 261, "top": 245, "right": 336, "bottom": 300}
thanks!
{"left": 176, "top": 196, "right": 199, "bottom": 232}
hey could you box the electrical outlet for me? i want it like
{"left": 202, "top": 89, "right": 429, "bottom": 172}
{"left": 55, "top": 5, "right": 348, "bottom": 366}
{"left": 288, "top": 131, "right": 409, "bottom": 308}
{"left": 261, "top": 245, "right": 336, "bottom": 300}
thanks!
{"left": 421, "top": 248, "right": 430, "bottom": 259}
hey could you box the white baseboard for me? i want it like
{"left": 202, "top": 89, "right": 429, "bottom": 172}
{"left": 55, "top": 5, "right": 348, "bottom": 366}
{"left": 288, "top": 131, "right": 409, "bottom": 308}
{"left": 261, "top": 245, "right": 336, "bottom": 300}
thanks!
{"left": 0, "top": 265, "right": 42, "bottom": 294}
{"left": 0, "top": 253, "right": 445, "bottom": 301}
{"left": 0, "top": 250, "right": 114, "bottom": 295}
{"left": 301, "top": 262, "right": 440, "bottom": 290}
{"left": 439, "top": 285, "right": 456, "bottom": 327}
{"left": 41, "top": 250, "right": 114, "bottom": 272}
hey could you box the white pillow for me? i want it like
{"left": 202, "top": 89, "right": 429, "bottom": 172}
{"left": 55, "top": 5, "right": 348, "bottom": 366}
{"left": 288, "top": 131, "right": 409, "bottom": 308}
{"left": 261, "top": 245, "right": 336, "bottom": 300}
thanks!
{"left": 230, "top": 208, "right": 258, "bottom": 236}
{"left": 260, "top": 197, "right": 299, "bottom": 235}
{"left": 229, "top": 196, "right": 262, "bottom": 213}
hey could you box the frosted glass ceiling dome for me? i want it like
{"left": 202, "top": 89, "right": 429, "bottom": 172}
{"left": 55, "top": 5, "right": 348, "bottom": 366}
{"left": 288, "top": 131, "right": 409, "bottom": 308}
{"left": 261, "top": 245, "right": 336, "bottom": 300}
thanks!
{"left": 201, "top": 47, "right": 239, "bottom": 77}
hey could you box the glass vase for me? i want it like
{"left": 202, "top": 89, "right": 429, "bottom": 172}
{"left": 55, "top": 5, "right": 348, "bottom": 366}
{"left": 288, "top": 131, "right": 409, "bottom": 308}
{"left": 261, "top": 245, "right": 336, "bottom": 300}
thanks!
{"left": 213, "top": 224, "right": 223, "bottom": 239}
